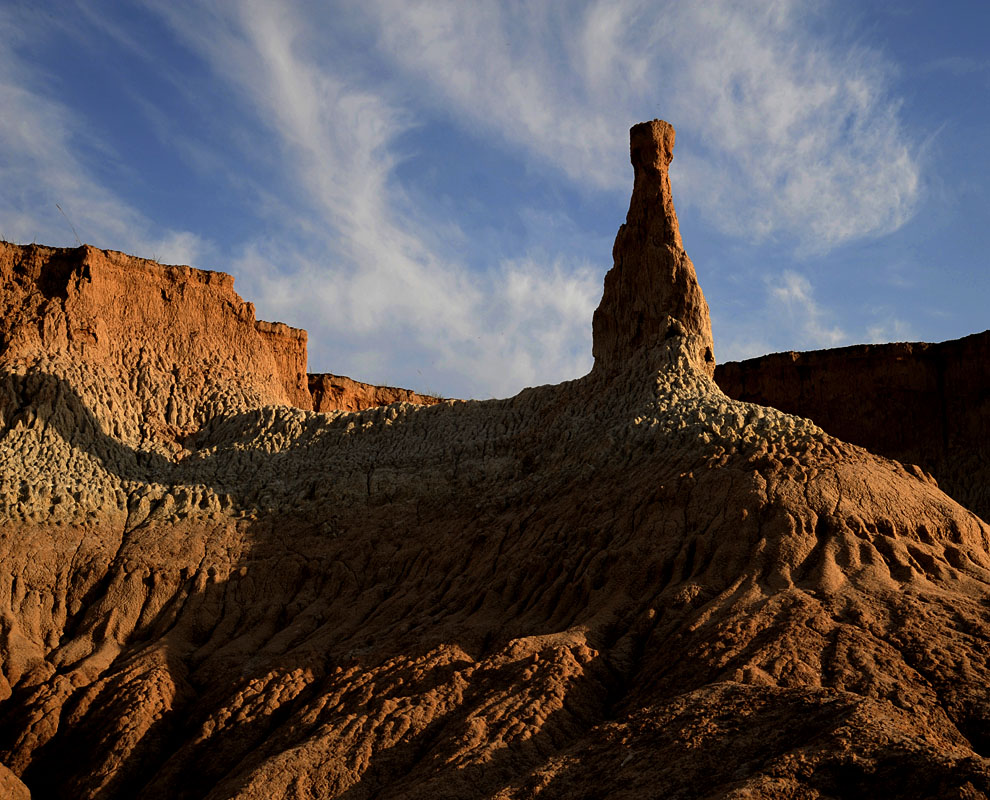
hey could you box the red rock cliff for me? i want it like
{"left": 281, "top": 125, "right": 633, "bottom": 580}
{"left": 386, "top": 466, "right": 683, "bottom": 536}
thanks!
{"left": 716, "top": 331, "right": 990, "bottom": 522}
{"left": 0, "top": 243, "right": 311, "bottom": 452}
{"left": 309, "top": 373, "right": 441, "bottom": 413}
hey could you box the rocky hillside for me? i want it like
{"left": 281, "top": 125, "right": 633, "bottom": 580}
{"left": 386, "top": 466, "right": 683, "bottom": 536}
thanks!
{"left": 1, "top": 121, "right": 989, "bottom": 799}
{"left": 716, "top": 334, "right": 990, "bottom": 524}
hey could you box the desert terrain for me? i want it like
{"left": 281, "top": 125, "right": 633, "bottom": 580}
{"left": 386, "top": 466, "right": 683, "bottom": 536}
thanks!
{"left": 0, "top": 120, "right": 988, "bottom": 799}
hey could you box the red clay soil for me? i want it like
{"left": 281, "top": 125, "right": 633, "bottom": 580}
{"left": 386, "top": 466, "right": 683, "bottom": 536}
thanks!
{"left": 309, "top": 373, "right": 442, "bottom": 413}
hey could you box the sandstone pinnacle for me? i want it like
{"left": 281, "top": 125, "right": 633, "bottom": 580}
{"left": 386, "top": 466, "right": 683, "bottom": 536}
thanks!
{"left": 592, "top": 119, "right": 715, "bottom": 377}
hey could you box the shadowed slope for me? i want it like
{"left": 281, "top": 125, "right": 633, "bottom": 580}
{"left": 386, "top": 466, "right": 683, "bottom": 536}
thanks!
{"left": 0, "top": 122, "right": 989, "bottom": 799}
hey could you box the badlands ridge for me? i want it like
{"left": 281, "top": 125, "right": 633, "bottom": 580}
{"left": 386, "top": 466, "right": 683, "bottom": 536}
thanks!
{"left": 1, "top": 120, "right": 989, "bottom": 799}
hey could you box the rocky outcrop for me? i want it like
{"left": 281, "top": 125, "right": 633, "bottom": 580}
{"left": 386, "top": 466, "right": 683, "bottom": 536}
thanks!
{"left": 1, "top": 121, "right": 989, "bottom": 799}
{"left": 309, "top": 373, "right": 441, "bottom": 413}
{"left": 592, "top": 119, "right": 715, "bottom": 377}
{"left": 0, "top": 763, "right": 30, "bottom": 800}
{"left": 716, "top": 332, "right": 990, "bottom": 523}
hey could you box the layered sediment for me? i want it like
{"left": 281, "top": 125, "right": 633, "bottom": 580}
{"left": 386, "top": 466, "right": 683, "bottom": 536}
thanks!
{"left": 0, "top": 122, "right": 989, "bottom": 799}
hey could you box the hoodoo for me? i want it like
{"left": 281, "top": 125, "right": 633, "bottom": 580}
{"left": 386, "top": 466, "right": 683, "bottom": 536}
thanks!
{"left": 592, "top": 119, "right": 715, "bottom": 377}
{"left": 1, "top": 122, "right": 990, "bottom": 799}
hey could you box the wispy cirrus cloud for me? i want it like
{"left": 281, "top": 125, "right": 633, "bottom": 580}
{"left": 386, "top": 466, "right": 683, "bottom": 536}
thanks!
{"left": 768, "top": 270, "right": 848, "bottom": 350}
{"left": 0, "top": 1, "right": 928, "bottom": 396}
{"left": 363, "top": 0, "right": 921, "bottom": 250}
{"left": 0, "top": 9, "right": 207, "bottom": 264}
{"left": 714, "top": 269, "right": 849, "bottom": 362}
{"left": 149, "top": 0, "right": 600, "bottom": 397}
{"left": 145, "top": 0, "right": 922, "bottom": 393}
{"left": 866, "top": 314, "right": 915, "bottom": 344}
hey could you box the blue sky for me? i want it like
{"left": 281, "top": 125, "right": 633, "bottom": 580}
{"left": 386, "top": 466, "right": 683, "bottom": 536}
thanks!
{"left": 1, "top": 1, "right": 988, "bottom": 398}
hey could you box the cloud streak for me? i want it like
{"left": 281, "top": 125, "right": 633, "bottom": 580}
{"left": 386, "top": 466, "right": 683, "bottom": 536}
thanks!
{"left": 364, "top": 0, "right": 921, "bottom": 249}
{"left": 148, "top": 0, "right": 600, "bottom": 397}
{"left": 768, "top": 270, "right": 848, "bottom": 350}
{"left": 0, "top": 9, "right": 207, "bottom": 264}
{"left": 0, "top": 1, "right": 927, "bottom": 396}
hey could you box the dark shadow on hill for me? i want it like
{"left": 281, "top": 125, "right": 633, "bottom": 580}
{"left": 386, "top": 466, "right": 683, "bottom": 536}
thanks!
{"left": 0, "top": 370, "right": 476, "bottom": 511}
{"left": 10, "top": 497, "right": 990, "bottom": 800}
{"left": 1, "top": 371, "right": 180, "bottom": 483}
{"left": 3, "top": 369, "right": 990, "bottom": 798}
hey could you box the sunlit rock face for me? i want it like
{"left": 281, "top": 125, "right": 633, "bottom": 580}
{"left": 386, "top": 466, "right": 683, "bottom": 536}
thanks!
{"left": 592, "top": 119, "right": 715, "bottom": 378}
{"left": 1, "top": 122, "right": 989, "bottom": 800}
{"left": 309, "top": 372, "right": 442, "bottom": 413}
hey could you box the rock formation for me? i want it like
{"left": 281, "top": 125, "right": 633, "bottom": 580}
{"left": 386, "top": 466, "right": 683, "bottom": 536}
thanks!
{"left": 309, "top": 373, "right": 441, "bottom": 414}
{"left": 1, "top": 121, "right": 989, "bottom": 799}
{"left": 592, "top": 119, "right": 715, "bottom": 377}
{"left": 0, "top": 244, "right": 310, "bottom": 456}
{"left": 716, "top": 333, "right": 990, "bottom": 524}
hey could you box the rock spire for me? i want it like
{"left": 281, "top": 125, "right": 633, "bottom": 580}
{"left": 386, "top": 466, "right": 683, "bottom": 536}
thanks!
{"left": 592, "top": 119, "right": 715, "bottom": 376}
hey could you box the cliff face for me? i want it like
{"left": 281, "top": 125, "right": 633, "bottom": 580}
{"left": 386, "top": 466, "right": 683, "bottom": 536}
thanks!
{"left": 1, "top": 122, "right": 990, "bottom": 800}
{"left": 0, "top": 244, "right": 311, "bottom": 453}
{"left": 716, "top": 332, "right": 990, "bottom": 523}
{"left": 309, "top": 373, "right": 441, "bottom": 413}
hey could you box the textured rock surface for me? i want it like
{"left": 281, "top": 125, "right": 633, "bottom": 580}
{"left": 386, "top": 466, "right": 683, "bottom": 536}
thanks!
{"left": 592, "top": 119, "right": 715, "bottom": 377}
{"left": 1, "top": 121, "right": 989, "bottom": 799}
{"left": 0, "top": 763, "right": 30, "bottom": 800}
{"left": 0, "top": 243, "right": 311, "bottom": 454}
{"left": 716, "top": 333, "right": 990, "bottom": 523}
{"left": 309, "top": 373, "right": 441, "bottom": 413}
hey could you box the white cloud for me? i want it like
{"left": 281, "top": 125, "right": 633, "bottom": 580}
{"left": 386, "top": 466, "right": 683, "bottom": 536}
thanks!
{"left": 713, "top": 333, "right": 774, "bottom": 365}
{"left": 768, "top": 270, "right": 847, "bottom": 350}
{"left": 149, "top": 0, "right": 599, "bottom": 398}
{"left": 0, "top": 13, "right": 207, "bottom": 265}
{"left": 712, "top": 269, "right": 847, "bottom": 363}
{"left": 714, "top": 282, "right": 925, "bottom": 364}
{"left": 0, "top": 1, "right": 928, "bottom": 397}
{"left": 866, "top": 315, "right": 914, "bottom": 344}
{"left": 0, "top": 79, "right": 204, "bottom": 264}
{"left": 363, "top": 0, "right": 920, "bottom": 250}
{"left": 131, "top": 0, "right": 928, "bottom": 391}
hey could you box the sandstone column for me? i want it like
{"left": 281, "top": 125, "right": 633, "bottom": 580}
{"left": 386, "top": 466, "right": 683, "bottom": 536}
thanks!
{"left": 592, "top": 119, "right": 715, "bottom": 377}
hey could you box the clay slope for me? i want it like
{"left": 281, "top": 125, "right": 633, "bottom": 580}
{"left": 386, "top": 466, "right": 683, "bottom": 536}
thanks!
{"left": 717, "top": 333, "right": 990, "bottom": 524}
{"left": 1, "top": 122, "right": 990, "bottom": 800}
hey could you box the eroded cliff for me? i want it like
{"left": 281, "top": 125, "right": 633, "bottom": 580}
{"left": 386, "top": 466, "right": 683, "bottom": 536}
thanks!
{"left": 0, "top": 122, "right": 988, "bottom": 800}
{"left": 716, "top": 333, "right": 990, "bottom": 523}
{"left": 0, "top": 243, "right": 310, "bottom": 451}
{"left": 309, "top": 373, "right": 441, "bottom": 414}
{"left": 592, "top": 120, "right": 715, "bottom": 377}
